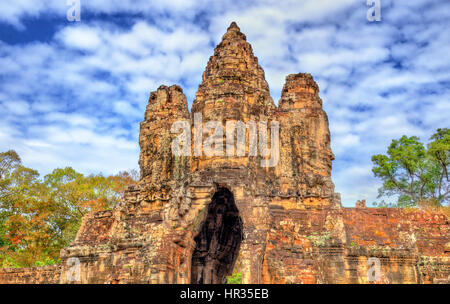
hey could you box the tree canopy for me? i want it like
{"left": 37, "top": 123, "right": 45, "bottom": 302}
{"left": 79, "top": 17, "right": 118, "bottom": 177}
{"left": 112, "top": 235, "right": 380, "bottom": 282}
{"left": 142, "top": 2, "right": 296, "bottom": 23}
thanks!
{"left": 372, "top": 128, "right": 449, "bottom": 207}
{"left": 0, "top": 150, "right": 137, "bottom": 267}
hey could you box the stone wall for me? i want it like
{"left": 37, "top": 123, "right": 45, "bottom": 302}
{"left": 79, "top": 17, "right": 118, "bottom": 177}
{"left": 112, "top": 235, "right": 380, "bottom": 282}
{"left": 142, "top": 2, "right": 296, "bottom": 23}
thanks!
{"left": 343, "top": 208, "right": 449, "bottom": 284}
{"left": 0, "top": 265, "right": 61, "bottom": 284}
{"left": 2, "top": 206, "right": 446, "bottom": 284}
{"left": 262, "top": 207, "right": 449, "bottom": 284}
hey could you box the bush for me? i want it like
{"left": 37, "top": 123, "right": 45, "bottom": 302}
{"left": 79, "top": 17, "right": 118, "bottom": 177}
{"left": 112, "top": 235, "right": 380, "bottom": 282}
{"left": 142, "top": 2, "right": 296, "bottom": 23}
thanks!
{"left": 226, "top": 272, "right": 242, "bottom": 284}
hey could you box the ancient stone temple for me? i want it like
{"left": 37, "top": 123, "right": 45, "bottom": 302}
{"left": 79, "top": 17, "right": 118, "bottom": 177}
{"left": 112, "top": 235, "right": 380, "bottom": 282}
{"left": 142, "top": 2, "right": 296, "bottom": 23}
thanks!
{"left": 0, "top": 22, "right": 448, "bottom": 284}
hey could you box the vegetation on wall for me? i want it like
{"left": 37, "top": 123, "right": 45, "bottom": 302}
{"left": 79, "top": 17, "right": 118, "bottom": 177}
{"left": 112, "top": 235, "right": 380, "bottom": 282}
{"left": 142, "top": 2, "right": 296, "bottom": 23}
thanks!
{"left": 226, "top": 272, "right": 242, "bottom": 284}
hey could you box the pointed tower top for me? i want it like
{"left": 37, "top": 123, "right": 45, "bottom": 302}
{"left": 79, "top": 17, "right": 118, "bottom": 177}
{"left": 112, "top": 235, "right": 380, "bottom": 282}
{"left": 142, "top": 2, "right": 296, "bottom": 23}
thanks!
{"left": 221, "top": 21, "right": 246, "bottom": 43}
{"left": 192, "top": 22, "right": 275, "bottom": 116}
{"left": 227, "top": 21, "right": 240, "bottom": 31}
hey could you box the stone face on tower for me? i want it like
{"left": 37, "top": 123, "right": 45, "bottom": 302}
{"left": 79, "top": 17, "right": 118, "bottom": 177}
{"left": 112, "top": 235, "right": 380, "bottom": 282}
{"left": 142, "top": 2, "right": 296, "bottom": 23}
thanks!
{"left": 192, "top": 21, "right": 274, "bottom": 122}
{"left": 190, "top": 22, "right": 276, "bottom": 173}
{"left": 275, "top": 73, "right": 336, "bottom": 205}
{"left": 2, "top": 22, "right": 448, "bottom": 285}
{"left": 139, "top": 85, "right": 189, "bottom": 185}
{"left": 139, "top": 85, "right": 190, "bottom": 182}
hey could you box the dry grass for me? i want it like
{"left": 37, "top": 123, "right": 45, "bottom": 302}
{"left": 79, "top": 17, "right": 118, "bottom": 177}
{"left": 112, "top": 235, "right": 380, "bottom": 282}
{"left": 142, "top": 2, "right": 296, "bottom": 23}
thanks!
{"left": 402, "top": 204, "right": 450, "bottom": 218}
{"left": 423, "top": 205, "right": 450, "bottom": 218}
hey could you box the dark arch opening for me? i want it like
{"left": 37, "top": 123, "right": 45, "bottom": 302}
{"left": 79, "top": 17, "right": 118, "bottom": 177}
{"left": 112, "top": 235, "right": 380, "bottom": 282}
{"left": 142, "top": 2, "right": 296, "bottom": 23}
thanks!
{"left": 191, "top": 187, "right": 243, "bottom": 284}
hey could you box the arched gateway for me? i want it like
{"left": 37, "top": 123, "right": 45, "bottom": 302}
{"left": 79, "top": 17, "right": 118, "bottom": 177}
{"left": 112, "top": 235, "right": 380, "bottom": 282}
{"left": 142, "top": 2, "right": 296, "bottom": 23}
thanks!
{"left": 191, "top": 188, "right": 243, "bottom": 284}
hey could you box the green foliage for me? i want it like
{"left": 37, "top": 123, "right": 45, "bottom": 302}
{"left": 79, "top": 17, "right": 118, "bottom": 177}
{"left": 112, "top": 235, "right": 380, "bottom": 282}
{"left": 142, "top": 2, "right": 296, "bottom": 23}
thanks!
{"left": 372, "top": 200, "right": 392, "bottom": 208}
{"left": 226, "top": 272, "right": 242, "bottom": 284}
{"left": 1, "top": 255, "right": 22, "bottom": 268}
{"left": 0, "top": 150, "right": 137, "bottom": 267}
{"left": 193, "top": 208, "right": 206, "bottom": 231}
{"left": 428, "top": 128, "right": 450, "bottom": 181}
{"left": 34, "top": 257, "right": 57, "bottom": 267}
{"left": 372, "top": 129, "right": 449, "bottom": 207}
{"left": 306, "top": 232, "right": 331, "bottom": 247}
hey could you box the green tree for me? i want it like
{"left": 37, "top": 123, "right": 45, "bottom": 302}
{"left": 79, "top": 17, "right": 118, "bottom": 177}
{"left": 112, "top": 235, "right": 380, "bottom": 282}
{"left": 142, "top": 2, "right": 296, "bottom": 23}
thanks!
{"left": 41, "top": 167, "right": 137, "bottom": 250}
{"left": 0, "top": 150, "right": 138, "bottom": 267}
{"left": 0, "top": 150, "right": 44, "bottom": 266}
{"left": 372, "top": 129, "right": 449, "bottom": 207}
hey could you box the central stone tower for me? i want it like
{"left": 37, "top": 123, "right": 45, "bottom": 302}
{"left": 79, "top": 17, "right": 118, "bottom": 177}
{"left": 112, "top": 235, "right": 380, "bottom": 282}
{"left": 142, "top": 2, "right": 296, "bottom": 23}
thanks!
{"left": 58, "top": 21, "right": 342, "bottom": 284}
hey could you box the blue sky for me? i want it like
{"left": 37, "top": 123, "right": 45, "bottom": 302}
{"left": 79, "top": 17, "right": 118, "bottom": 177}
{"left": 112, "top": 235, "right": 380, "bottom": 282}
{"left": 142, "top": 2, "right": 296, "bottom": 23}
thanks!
{"left": 0, "top": 0, "right": 449, "bottom": 206}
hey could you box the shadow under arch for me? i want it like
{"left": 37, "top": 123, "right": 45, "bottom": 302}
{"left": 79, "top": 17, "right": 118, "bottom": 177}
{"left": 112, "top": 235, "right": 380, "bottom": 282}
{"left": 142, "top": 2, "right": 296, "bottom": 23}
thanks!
{"left": 191, "top": 187, "right": 243, "bottom": 284}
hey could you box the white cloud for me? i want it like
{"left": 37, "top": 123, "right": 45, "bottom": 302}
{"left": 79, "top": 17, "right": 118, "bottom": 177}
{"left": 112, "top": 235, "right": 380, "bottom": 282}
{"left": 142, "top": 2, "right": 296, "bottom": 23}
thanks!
{"left": 1, "top": 100, "right": 31, "bottom": 115}
{"left": 44, "top": 112, "right": 97, "bottom": 127}
{"left": 58, "top": 26, "right": 103, "bottom": 51}
{"left": 113, "top": 101, "right": 142, "bottom": 117}
{"left": 332, "top": 134, "right": 360, "bottom": 154}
